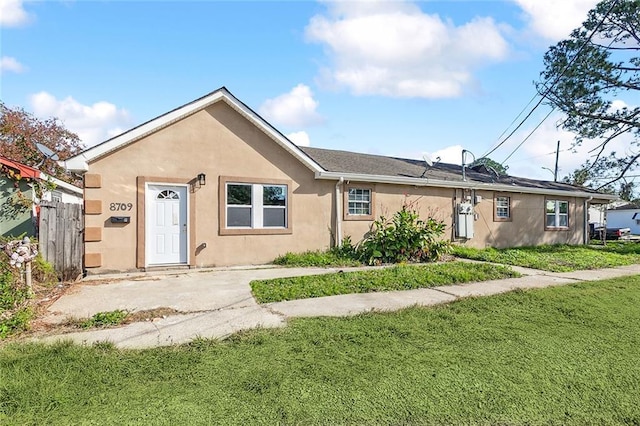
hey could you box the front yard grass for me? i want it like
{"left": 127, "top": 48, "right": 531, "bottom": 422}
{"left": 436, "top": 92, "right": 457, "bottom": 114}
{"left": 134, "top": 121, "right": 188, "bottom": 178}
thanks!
{"left": 452, "top": 243, "right": 640, "bottom": 272}
{"left": 251, "top": 261, "right": 520, "bottom": 303}
{"left": 2, "top": 276, "right": 640, "bottom": 425}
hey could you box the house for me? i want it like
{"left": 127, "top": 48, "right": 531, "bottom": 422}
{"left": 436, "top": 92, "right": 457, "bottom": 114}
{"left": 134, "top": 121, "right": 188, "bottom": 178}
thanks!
{"left": 63, "top": 87, "right": 617, "bottom": 274}
{"left": 0, "top": 156, "right": 83, "bottom": 237}
{"left": 605, "top": 202, "right": 640, "bottom": 235}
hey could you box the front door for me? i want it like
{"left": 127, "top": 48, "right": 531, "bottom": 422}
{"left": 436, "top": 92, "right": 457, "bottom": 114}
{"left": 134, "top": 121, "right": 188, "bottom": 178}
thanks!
{"left": 146, "top": 184, "right": 187, "bottom": 265}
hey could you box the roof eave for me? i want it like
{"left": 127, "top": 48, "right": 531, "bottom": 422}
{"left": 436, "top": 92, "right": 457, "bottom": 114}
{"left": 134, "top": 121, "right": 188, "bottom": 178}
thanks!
{"left": 315, "top": 171, "right": 618, "bottom": 201}
{"left": 63, "top": 88, "right": 324, "bottom": 175}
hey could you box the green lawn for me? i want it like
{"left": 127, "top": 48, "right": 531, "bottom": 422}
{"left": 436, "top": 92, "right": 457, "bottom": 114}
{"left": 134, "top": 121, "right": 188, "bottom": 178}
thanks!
{"left": 453, "top": 243, "right": 640, "bottom": 272}
{"left": 251, "top": 262, "right": 519, "bottom": 303}
{"left": 2, "top": 276, "right": 640, "bottom": 425}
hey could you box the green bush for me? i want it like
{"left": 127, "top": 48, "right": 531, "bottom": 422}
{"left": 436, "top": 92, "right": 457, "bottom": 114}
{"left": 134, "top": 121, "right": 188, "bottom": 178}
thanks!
{"left": 358, "top": 206, "right": 450, "bottom": 265}
{"left": 0, "top": 263, "right": 33, "bottom": 339}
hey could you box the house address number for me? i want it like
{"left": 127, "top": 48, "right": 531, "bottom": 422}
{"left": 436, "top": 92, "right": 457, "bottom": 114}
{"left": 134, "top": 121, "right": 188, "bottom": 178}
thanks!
{"left": 109, "top": 203, "right": 133, "bottom": 211}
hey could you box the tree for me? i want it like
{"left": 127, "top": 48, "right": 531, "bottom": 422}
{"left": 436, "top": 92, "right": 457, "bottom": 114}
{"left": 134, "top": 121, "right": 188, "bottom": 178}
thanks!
{"left": 537, "top": 0, "right": 640, "bottom": 189}
{"left": 563, "top": 153, "right": 638, "bottom": 201}
{"left": 470, "top": 157, "right": 509, "bottom": 176}
{"left": 0, "top": 102, "right": 84, "bottom": 183}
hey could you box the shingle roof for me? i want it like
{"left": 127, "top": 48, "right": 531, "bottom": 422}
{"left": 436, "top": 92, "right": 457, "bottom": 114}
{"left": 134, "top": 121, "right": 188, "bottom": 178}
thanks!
{"left": 301, "top": 146, "right": 607, "bottom": 196}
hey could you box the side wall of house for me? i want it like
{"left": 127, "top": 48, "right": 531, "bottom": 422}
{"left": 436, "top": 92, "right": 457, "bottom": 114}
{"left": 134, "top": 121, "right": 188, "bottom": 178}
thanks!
{"left": 83, "top": 102, "right": 335, "bottom": 273}
{"left": 606, "top": 209, "right": 640, "bottom": 234}
{"left": 0, "top": 178, "right": 35, "bottom": 237}
{"left": 340, "top": 185, "right": 586, "bottom": 248}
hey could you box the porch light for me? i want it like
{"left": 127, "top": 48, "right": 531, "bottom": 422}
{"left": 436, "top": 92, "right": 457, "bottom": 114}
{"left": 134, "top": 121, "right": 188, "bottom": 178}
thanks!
{"left": 197, "top": 173, "right": 206, "bottom": 186}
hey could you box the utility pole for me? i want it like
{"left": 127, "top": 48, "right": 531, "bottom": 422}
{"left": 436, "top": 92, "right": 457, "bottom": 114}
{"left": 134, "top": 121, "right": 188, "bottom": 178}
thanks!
{"left": 553, "top": 140, "right": 560, "bottom": 182}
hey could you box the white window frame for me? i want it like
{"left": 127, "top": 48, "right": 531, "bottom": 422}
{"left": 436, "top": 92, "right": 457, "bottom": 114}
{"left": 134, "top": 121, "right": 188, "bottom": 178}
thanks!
{"left": 348, "top": 188, "right": 372, "bottom": 216}
{"left": 494, "top": 195, "right": 511, "bottom": 221}
{"left": 546, "top": 199, "right": 569, "bottom": 229}
{"left": 225, "top": 182, "right": 287, "bottom": 229}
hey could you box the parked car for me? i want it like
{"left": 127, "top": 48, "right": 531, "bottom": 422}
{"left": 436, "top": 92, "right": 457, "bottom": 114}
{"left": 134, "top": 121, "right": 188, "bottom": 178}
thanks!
{"left": 589, "top": 224, "right": 632, "bottom": 240}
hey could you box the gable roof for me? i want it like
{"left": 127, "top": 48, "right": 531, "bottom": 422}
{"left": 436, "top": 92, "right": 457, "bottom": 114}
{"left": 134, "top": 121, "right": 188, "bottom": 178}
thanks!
{"left": 63, "top": 87, "right": 323, "bottom": 174}
{"left": 302, "top": 147, "right": 617, "bottom": 201}
{"left": 63, "top": 87, "right": 616, "bottom": 202}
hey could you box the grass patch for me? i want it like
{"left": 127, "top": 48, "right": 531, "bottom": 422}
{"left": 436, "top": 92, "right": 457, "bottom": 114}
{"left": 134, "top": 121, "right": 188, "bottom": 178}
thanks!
{"left": 251, "top": 261, "right": 519, "bottom": 303}
{"left": 273, "top": 250, "right": 361, "bottom": 267}
{"left": 78, "top": 310, "right": 128, "bottom": 329}
{"left": 453, "top": 243, "right": 640, "bottom": 272}
{"left": 2, "top": 276, "right": 640, "bottom": 424}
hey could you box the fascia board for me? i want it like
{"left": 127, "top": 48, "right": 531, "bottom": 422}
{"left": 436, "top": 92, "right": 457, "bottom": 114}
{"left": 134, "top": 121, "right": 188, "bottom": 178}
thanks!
{"left": 63, "top": 91, "right": 227, "bottom": 172}
{"left": 219, "top": 97, "right": 323, "bottom": 174}
{"left": 315, "top": 171, "right": 618, "bottom": 201}
{"left": 64, "top": 88, "right": 324, "bottom": 174}
{"left": 40, "top": 173, "right": 83, "bottom": 196}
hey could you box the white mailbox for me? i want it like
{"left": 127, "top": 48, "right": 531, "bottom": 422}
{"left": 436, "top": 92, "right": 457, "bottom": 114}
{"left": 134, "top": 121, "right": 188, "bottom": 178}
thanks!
{"left": 456, "top": 202, "right": 474, "bottom": 238}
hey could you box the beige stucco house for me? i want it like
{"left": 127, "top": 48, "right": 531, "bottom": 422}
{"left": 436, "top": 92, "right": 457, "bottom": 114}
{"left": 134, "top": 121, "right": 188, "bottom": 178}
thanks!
{"left": 64, "top": 88, "right": 616, "bottom": 274}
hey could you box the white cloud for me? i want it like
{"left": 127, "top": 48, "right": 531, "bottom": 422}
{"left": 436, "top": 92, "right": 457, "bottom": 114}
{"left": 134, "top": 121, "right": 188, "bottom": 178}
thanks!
{"left": 0, "top": 56, "right": 26, "bottom": 73}
{"left": 259, "top": 84, "right": 324, "bottom": 128}
{"left": 431, "top": 145, "right": 465, "bottom": 165}
{"left": 287, "top": 131, "right": 311, "bottom": 147}
{"left": 1, "top": 0, "right": 32, "bottom": 27}
{"left": 29, "top": 91, "right": 132, "bottom": 147}
{"left": 305, "top": 0, "right": 509, "bottom": 98}
{"left": 513, "top": 0, "right": 599, "bottom": 41}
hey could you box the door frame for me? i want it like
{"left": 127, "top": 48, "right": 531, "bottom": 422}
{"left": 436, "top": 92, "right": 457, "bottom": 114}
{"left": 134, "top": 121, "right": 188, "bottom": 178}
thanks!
{"left": 136, "top": 176, "right": 196, "bottom": 269}
{"left": 145, "top": 183, "right": 189, "bottom": 266}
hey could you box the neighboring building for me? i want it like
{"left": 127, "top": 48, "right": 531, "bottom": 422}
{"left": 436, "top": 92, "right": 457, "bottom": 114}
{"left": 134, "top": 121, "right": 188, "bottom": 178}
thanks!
{"left": 0, "top": 156, "right": 83, "bottom": 237}
{"left": 63, "top": 88, "right": 617, "bottom": 274}
{"left": 606, "top": 202, "right": 640, "bottom": 235}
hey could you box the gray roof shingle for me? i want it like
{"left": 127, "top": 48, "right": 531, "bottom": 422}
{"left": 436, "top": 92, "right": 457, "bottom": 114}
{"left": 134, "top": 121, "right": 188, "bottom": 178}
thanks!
{"left": 300, "top": 146, "right": 607, "bottom": 196}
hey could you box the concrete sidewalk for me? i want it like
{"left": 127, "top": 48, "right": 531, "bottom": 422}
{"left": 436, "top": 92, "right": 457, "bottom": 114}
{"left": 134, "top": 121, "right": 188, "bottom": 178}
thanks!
{"left": 36, "top": 263, "right": 640, "bottom": 349}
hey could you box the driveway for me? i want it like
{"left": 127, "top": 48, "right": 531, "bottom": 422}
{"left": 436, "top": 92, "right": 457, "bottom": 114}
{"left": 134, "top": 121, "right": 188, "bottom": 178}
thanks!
{"left": 37, "top": 263, "right": 640, "bottom": 349}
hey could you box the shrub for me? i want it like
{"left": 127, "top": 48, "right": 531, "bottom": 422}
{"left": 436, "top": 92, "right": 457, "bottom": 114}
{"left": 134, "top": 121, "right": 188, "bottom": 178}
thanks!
{"left": 358, "top": 206, "right": 450, "bottom": 265}
{"left": 0, "top": 262, "right": 33, "bottom": 339}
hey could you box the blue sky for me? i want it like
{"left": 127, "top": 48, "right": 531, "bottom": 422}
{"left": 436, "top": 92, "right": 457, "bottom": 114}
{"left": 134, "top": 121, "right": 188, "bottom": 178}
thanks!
{"left": 1, "top": 0, "right": 624, "bottom": 180}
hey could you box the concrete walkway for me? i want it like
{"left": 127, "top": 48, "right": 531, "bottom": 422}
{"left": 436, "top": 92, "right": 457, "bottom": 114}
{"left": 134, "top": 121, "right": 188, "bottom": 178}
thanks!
{"left": 36, "top": 263, "right": 640, "bottom": 349}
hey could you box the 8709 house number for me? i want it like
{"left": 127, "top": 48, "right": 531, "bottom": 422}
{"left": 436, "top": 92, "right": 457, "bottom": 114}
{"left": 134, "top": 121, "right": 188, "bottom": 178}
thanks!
{"left": 110, "top": 203, "right": 133, "bottom": 211}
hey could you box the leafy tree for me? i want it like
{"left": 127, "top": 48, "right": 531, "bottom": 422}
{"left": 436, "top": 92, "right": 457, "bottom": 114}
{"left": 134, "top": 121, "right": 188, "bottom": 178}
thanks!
{"left": 470, "top": 157, "right": 508, "bottom": 176}
{"left": 563, "top": 153, "right": 638, "bottom": 201}
{"left": 0, "top": 102, "right": 84, "bottom": 183}
{"left": 537, "top": 0, "right": 639, "bottom": 189}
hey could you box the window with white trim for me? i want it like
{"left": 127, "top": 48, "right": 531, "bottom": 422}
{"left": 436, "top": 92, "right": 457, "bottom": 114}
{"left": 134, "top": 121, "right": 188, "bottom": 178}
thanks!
{"left": 226, "top": 183, "right": 287, "bottom": 228}
{"left": 348, "top": 188, "right": 371, "bottom": 216}
{"left": 494, "top": 196, "right": 510, "bottom": 221}
{"left": 546, "top": 199, "right": 569, "bottom": 228}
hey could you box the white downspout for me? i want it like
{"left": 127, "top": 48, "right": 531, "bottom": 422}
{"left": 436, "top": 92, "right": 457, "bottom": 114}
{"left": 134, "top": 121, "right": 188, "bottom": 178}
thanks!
{"left": 584, "top": 196, "right": 593, "bottom": 244}
{"left": 335, "top": 177, "right": 344, "bottom": 247}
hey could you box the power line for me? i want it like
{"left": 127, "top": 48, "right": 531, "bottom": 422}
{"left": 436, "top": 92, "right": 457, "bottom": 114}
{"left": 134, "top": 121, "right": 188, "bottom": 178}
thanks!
{"left": 501, "top": 108, "right": 556, "bottom": 164}
{"left": 482, "top": 0, "right": 621, "bottom": 159}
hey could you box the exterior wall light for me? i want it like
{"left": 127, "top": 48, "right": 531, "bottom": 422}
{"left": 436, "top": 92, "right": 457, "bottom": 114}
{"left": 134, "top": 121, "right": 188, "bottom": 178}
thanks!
{"left": 197, "top": 173, "right": 206, "bottom": 186}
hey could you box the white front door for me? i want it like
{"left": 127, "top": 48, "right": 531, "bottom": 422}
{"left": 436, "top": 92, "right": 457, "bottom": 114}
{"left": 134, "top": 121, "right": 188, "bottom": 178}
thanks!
{"left": 146, "top": 184, "right": 187, "bottom": 265}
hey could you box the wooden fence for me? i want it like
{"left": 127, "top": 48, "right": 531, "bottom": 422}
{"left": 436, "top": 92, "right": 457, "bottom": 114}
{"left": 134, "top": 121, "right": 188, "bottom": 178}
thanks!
{"left": 39, "top": 201, "right": 83, "bottom": 281}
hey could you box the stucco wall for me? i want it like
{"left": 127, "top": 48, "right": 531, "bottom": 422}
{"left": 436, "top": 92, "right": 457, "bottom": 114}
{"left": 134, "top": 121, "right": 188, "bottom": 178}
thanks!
{"left": 340, "top": 186, "right": 586, "bottom": 249}
{"left": 83, "top": 101, "right": 588, "bottom": 273}
{"left": 84, "top": 102, "right": 335, "bottom": 273}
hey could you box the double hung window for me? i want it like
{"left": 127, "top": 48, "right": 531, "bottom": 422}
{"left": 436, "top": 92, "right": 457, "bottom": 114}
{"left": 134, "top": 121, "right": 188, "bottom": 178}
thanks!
{"left": 226, "top": 183, "right": 287, "bottom": 229}
{"left": 546, "top": 199, "right": 569, "bottom": 229}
